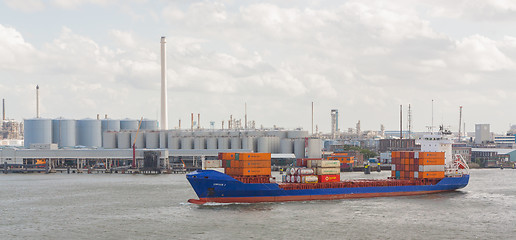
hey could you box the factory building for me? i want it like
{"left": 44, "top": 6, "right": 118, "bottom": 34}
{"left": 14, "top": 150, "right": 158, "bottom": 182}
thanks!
{"left": 475, "top": 124, "right": 491, "bottom": 145}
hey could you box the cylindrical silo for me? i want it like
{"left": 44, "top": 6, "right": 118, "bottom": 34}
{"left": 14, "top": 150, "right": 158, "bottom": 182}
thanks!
{"left": 246, "top": 131, "right": 264, "bottom": 137}
{"left": 206, "top": 137, "right": 217, "bottom": 149}
{"left": 217, "top": 137, "right": 230, "bottom": 149}
{"left": 280, "top": 139, "right": 293, "bottom": 154}
{"left": 269, "top": 136, "right": 280, "bottom": 153}
{"left": 52, "top": 118, "right": 76, "bottom": 148}
{"left": 287, "top": 130, "right": 309, "bottom": 139}
{"left": 159, "top": 131, "right": 168, "bottom": 148}
{"left": 179, "top": 131, "right": 192, "bottom": 137}
{"left": 102, "top": 131, "right": 117, "bottom": 149}
{"left": 139, "top": 119, "right": 158, "bottom": 130}
{"left": 117, "top": 132, "right": 131, "bottom": 148}
{"left": 242, "top": 137, "right": 255, "bottom": 151}
{"left": 257, "top": 137, "right": 271, "bottom": 153}
{"left": 24, "top": 118, "right": 52, "bottom": 148}
{"left": 101, "top": 119, "right": 121, "bottom": 133}
{"left": 293, "top": 139, "right": 306, "bottom": 159}
{"left": 145, "top": 131, "right": 160, "bottom": 149}
{"left": 307, "top": 138, "right": 322, "bottom": 158}
{"left": 76, "top": 119, "right": 101, "bottom": 148}
{"left": 131, "top": 131, "right": 145, "bottom": 148}
{"left": 181, "top": 137, "right": 193, "bottom": 149}
{"left": 194, "top": 137, "right": 205, "bottom": 149}
{"left": 120, "top": 119, "right": 139, "bottom": 131}
{"left": 267, "top": 130, "right": 287, "bottom": 139}
{"left": 168, "top": 136, "right": 180, "bottom": 149}
{"left": 193, "top": 131, "right": 209, "bottom": 137}
{"left": 230, "top": 137, "right": 241, "bottom": 149}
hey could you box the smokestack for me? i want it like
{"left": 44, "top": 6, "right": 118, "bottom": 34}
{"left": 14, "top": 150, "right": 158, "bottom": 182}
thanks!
{"left": 160, "top": 36, "right": 168, "bottom": 130}
{"left": 36, "top": 85, "right": 40, "bottom": 118}
{"left": 96, "top": 114, "right": 100, "bottom": 120}
{"left": 197, "top": 113, "right": 200, "bottom": 129}
{"left": 105, "top": 114, "right": 108, "bottom": 119}
{"left": 244, "top": 103, "right": 247, "bottom": 130}
{"left": 2, "top": 98, "right": 5, "bottom": 121}
{"left": 311, "top": 102, "right": 314, "bottom": 135}
{"left": 191, "top": 113, "right": 194, "bottom": 131}
{"left": 400, "top": 105, "right": 403, "bottom": 140}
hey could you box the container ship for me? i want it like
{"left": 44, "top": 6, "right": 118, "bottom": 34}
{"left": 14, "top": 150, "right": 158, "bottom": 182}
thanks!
{"left": 187, "top": 134, "right": 469, "bottom": 204}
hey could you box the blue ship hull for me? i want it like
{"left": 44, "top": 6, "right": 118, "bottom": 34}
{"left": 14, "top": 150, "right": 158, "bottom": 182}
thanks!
{"left": 186, "top": 170, "right": 469, "bottom": 204}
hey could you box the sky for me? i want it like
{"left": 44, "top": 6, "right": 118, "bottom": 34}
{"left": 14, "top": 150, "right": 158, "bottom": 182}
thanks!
{"left": 1, "top": 0, "right": 516, "bottom": 134}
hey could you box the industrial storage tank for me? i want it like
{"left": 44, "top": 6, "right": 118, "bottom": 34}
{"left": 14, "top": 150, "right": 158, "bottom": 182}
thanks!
{"left": 168, "top": 136, "right": 180, "bottom": 149}
{"left": 24, "top": 118, "right": 52, "bottom": 148}
{"left": 242, "top": 137, "right": 255, "bottom": 151}
{"left": 206, "top": 137, "right": 217, "bottom": 149}
{"left": 194, "top": 137, "right": 205, "bottom": 149}
{"left": 139, "top": 119, "right": 158, "bottom": 130}
{"left": 145, "top": 131, "right": 160, "bottom": 149}
{"left": 131, "top": 131, "right": 145, "bottom": 148}
{"left": 307, "top": 138, "right": 322, "bottom": 158}
{"left": 280, "top": 139, "right": 293, "bottom": 154}
{"left": 117, "top": 132, "right": 131, "bottom": 148}
{"left": 193, "top": 131, "right": 210, "bottom": 137}
{"left": 245, "top": 131, "right": 264, "bottom": 137}
{"left": 120, "top": 119, "right": 139, "bottom": 131}
{"left": 230, "top": 137, "right": 241, "bottom": 149}
{"left": 268, "top": 130, "right": 287, "bottom": 139}
{"left": 181, "top": 137, "right": 193, "bottom": 149}
{"left": 270, "top": 136, "right": 280, "bottom": 153}
{"left": 52, "top": 118, "right": 76, "bottom": 148}
{"left": 101, "top": 119, "right": 121, "bottom": 133}
{"left": 257, "top": 137, "right": 270, "bottom": 153}
{"left": 159, "top": 131, "right": 168, "bottom": 149}
{"left": 102, "top": 131, "right": 117, "bottom": 149}
{"left": 217, "top": 137, "right": 230, "bottom": 149}
{"left": 76, "top": 119, "right": 101, "bottom": 148}
{"left": 287, "top": 130, "right": 309, "bottom": 139}
{"left": 293, "top": 139, "right": 306, "bottom": 159}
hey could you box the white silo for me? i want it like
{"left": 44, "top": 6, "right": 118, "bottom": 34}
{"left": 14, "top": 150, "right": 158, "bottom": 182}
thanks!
{"left": 168, "top": 136, "right": 180, "bottom": 149}
{"left": 117, "top": 132, "right": 131, "bottom": 148}
{"left": 76, "top": 119, "right": 101, "bottom": 148}
{"left": 159, "top": 131, "right": 168, "bottom": 149}
{"left": 181, "top": 137, "right": 193, "bottom": 149}
{"left": 52, "top": 118, "right": 76, "bottom": 148}
{"left": 145, "top": 131, "right": 160, "bottom": 149}
{"left": 139, "top": 119, "right": 158, "bottom": 130}
{"left": 307, "top": 138, "right": 322, "bottom": 158}
{"left": 120, "top": 119, "right": 139, "bottom": 131}
{"left": 257, "top": 137, "right": 271, "bottom": 153}
{"left": 206, "top": 137, "right": 217, "bottom": 149}
{"left": 102, "top": 131, "right": 117, "bottom": 149}
{"left": 131, "top": 131, "right": 145, "bottom": 148}
{"left": 293, "top": 139, "right": 306, "bottom": 159}
{"left": 242, "top": 137, "right": 255, "bottom": 151}
{"left": 217, "top": 137, "right": 230, "bottom": 149}
{"left": 24, "top": 118, "right": 52, "bottom": 148}
{"left": 194, "top": 137, "right": 205, "bottom": 149}
{"left": 230, "top": 137, "right": 241, "bottom": 149}
{"left": 101, "top": 119, "right": 121, "bottom": 133}
{"left": 287, "top": 130, "right": 309, "bottom": 139}
{"left": 280, "top": 139, "right": 293, "bottom": 154}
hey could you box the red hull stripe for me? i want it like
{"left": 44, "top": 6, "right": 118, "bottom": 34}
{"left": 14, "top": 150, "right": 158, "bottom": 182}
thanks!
{"left": 188, "top": 190, "right": 451, "bottom": 204}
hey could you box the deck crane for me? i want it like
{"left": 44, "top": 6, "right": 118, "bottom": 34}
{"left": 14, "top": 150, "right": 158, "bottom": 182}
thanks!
{"left": 132, "top": 117, "right": 143, "bottom": 168}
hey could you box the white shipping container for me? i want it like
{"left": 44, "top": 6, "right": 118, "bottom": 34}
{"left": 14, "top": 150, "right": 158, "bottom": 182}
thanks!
{"left": 415, "top": 152, "right": 419, "bottom": 158}
{"left": 204, "top": 160, "right": 222, "bottom": 168}
{"left": 307, "top": 160, "right": 313, "bottom": 168}
{"left": 391, "top": 165, "right": 396, "bottom": 171}
{"left": 419, "top": 165, "right": 445, "bottom": 172}
{"left": 414, "top": 171, "right": 419, "bottom": 178}
{"left": 297, "top": 168, "right": 315, "bottom": 175}
{"left": 211, "top": 168, "right": 225, "bottom": 173}
{"left": 315, "top": 167, "right": 340, "bottom": 175}
{"left": 301, "top": 175, "right": 318, "bottom": 183}
{"left": 316, "top": 160, "right": 340, "bottom": 168}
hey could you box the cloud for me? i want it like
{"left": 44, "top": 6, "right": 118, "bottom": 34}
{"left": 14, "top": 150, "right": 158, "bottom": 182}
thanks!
{"left": 4, "top": 0, "right": 45, "bottom": 12}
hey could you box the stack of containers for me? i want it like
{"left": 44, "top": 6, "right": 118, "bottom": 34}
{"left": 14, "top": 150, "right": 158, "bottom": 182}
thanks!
{"left": 220, "top": 153, "right": 271, "bottom": 180}
{"left": 308, "top": 159, "right": 341, "bottom": 183}
{"left": 283, "top": 167, "right": 318, "bottom": 183}
{"left": 391, "top": 151, "right": 445, "bottom": 180}
{"left": 328, "top": 154, "right": 355, "bottom": 169}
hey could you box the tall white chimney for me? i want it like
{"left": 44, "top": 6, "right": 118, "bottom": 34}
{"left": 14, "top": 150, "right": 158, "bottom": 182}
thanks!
{"left": 36, "top": 85, "right": 40, "bottom": 118}
{"left": 160, "top": 36, "right": 168, "bottom": 130}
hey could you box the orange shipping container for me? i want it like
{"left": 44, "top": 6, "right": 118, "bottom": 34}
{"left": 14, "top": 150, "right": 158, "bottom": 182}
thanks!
{"left": 420, "top": 158, "right": 445, "bottom": 165}
{"left": 419, "top": 152, "right": 445, "bottom": 159}
{"left": 418, "top": 171, "right": 445, "bottom": 179}
{"left": 233, "top": 160, "right": 271, "bottom": 168}
{"left": 409, "top": 172, "right": 414, "bottom": 179}
{"left": 226, "top": 167, "right": 271, "bottom": 176}
{"left": 318, "top": 174, "right": 340, "bottom": 183}
{"left": 219, "top": 152, "right": 236, "bottom": 160}
{"left": 236, "top": 153, "right": 271, "bottom": 161}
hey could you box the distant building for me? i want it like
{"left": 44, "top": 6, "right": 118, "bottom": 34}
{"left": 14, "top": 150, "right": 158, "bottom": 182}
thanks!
{"left": 493, "top": 135, "right": 515, "bottom": 148}
{"left": 331, "top": 109, "right": 338, "bottom": 139}
{"left": 475, "top": 124, "right": 491, "bottom": 144}
{"left": 452, "top": 144, "right": 471, "bottom": 163}
{"left": 378, "top": 139, "right": 418, "bottom": 152}
{"left": 471, "top": 148, "right": 516, "bottom": 167}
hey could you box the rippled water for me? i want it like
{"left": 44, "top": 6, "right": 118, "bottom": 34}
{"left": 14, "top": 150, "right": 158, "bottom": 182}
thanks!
{"left": 1, "top": 169, "right": 515, "bottom": 239}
